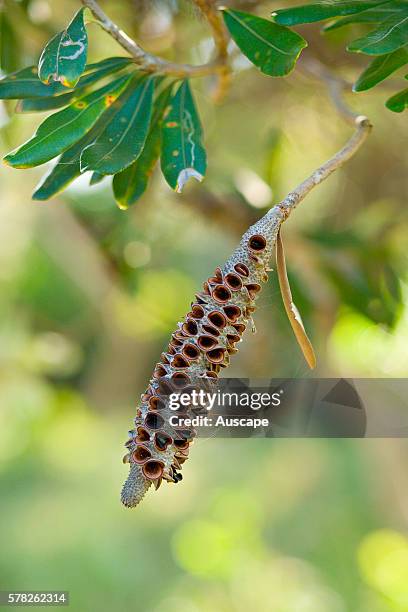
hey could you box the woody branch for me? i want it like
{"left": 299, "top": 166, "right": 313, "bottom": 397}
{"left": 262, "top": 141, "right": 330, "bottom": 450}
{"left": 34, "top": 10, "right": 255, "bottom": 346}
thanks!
{"left": 81, "top": 0, "right": 231, "bottom": 94}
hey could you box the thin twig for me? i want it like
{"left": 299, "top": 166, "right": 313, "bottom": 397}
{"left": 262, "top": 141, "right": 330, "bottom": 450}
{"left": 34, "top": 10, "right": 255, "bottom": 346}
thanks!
{"left": 261, "top": 114, "right": 371, "bottom": 367}
{"left": 81, "top": 0, "right": 230, "bottom": 83}
{"left": 275, "top": 115, "right": 372, "bottom": 220}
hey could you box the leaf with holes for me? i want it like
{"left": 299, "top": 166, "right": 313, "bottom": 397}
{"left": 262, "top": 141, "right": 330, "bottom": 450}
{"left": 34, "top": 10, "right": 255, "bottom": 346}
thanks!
{"left": 80, "top": 75, "right": 154, "bottom": 175}
{"left": 386, "top": 86, "right": 408, "bottom": 110}
{"left": 222, "top": 8, "right": 307, "bottom": 77}
{"left": 0, "top": 66, "right": 70, "bottom": 99}
{"left": 160, "top": 80, "right": 206, "bottom": 192}
{"left": 38, "top": 8, "right": 88, "bottom": 88}
{"left": 348, "top": 10, "right": 408, "bottom": 55}
{"left": 4, "top": 74, "right": 131, "bottom": 168}
{"left": 113, "top": 84, "right": 173, "bottom": 208}
{"left": 272, "top": 0, "right": 389, "bottom": 25}
{"left": 17, "top": 57, "right": 133, "bottom": 113}
{"left": 354, "top": 46, "right": 408, "bottom": 90}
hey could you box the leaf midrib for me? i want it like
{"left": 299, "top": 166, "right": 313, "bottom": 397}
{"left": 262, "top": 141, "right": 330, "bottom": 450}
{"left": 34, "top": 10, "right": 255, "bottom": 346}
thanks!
{"left": 90, "top": 76, "right": 153, "bottom": 169}
{"left": 362, "top": 13, "right": 408, "bottom": 46}
{"left": 11, "top": 83, "right": 121, "bottom": 158}
{"left": 227, "top": 10, "right": 295, "bottom": 57}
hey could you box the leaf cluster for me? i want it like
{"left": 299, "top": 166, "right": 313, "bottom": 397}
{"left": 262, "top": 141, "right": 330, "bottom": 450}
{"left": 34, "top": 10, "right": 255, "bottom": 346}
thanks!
{"left": 272, "top": 0, "right": 408, "bottom": 112}
{"left": 0, "top": 10, "right": 206, "bottom": 206}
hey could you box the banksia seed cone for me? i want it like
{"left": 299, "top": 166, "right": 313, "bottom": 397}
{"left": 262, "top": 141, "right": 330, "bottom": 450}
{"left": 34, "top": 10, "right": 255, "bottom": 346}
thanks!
{"left": 121, "top": 209, "right": 284, "bottom": 508}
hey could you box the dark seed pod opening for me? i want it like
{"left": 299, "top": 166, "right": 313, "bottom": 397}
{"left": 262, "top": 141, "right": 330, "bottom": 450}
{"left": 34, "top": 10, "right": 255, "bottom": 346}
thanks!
{"left": 171, "top": 354, "right": 190, "bottom": 369}
{"left": 136, "top": 426, "right": 151, "bottom": 443}
{"left": 182, "top": 343, "right": 200, "bottom": 360}
{"left": 233, "top": 323, "right": 246, "bottom": 335}
{"left": 154, "top": 431, "right": 173, "bottom": 451}
{"left": 208, "top": 267, "right": 223, "bottom": 285}
{"left": 143, "top": 460, "right": 164, "bottom": 480}
{"left": 174, "top": 428, "right": 195, "bottom": 441}
{"left": 223, "top": 305, "right": 241, "bottom": 322}
{"left": 190, "top": 304, "right": 205, "bottom": 319}
{"left": 198, "top": 335, "right": 218, "bottom": 351}
{"left": 204, "top": 370, "right": 218, "bottom": 379}
{"left": 145, "top": 411, "right": 165, "bottom": 430}
{"left": 174, "top": 439, "right": 189, "bottom": 450}
{"left": 182, "top": 319, "right": 198, "bottom": 337}
{"left": 249, "top": 234, "right": 267, "bottom": 251}
{"left": 202, "top": 324, "right": 220, "bottom": 337}
{"left": 207, "top": 347, "right": 226, "bottom": 364}
{"left": 171, "top": 372, "right": 190, "bottom": 388}
{"left": 212, "top": 284, "right": 231, "bottom": 304}
{"left": 167, "top": 345, "right": 176, "bottom": 355}
{"left": 208, "top": 310, "right": 227, "bottom": 329}
{"left": 153, "top": 364, "right": 167, "bottom": 379}
{"left": 202, "top": 282, "right": 211, "bottom": 295}
{"left": 245, "top": 283, "right": 262, "bottom": 300}
{"left": 227, "top": 333, "right": 241, "bottom": 345}
{"left": 224, "top": 273, "right": 243, "bottom": 291}
{"left": 234, "top": 263, "right": 249, "bottom": 277}
{"left": 133, "top": 444, "right": 152, "bottom": 464}
{"left": 149, "top": 396, "right": 165, "bottom": 411}
{"left": 160, "top": 353, "right": 170, "bottom": 364}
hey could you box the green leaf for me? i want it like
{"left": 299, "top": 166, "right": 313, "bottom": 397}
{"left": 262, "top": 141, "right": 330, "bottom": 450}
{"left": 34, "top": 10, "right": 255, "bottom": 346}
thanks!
{"left": 32, "top": 118, "right": 108, "bottom": 200}
{"left": 0, "top": 66, "right": 69, "bottom": 99}
{"left": 16, "top": 91, "right": 78, "bottom": 113}
{"left": 385, "top": 86, "right": 408, "bottom": 110}
{"left": 160, "top": 80, "right": 206, "bottom": 192}
{"left": 38, "top": 8, "right": 88, "bottom": 88}
{"left": 354, "top": 46, "right": 408, "bottom": 90}
{"left": 323, "top": 1, "right": 407, "bottom": 31}
{"left": 90, "top": 172, "right": 106, "bottom": 186}
{"left": 272, "top": 1, "right": 388, "bottom": 25}
{"left": 80, "top": 75, "right": 155, "bottom": 175}
{"left": 4, "top": 75, "right": 131, "bottom": 168}
{"left": 113, "top": 85, "right": 173, "bottom": 208}
{"left": 222, "top": 9, "right": 307, "bottom": 77}
{"left": 16, "top": 57, "right": 133, "bottom": 113}
{"left": 348, "top": 11, "right": 408, "bottom": 55}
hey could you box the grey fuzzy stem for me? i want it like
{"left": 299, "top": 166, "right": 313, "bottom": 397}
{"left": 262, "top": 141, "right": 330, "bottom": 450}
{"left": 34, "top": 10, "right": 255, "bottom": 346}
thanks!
{"left": 270, "top": 115, "right": 372, "bottom": 226}
{"left": 121, "top": 462, "right": 152, "bottom": 508}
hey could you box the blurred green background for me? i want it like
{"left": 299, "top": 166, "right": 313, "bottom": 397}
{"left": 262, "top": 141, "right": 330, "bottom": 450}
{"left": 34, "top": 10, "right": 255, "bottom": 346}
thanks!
{"left": 1, "top": 1, "right": 408, "bottom": 610}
